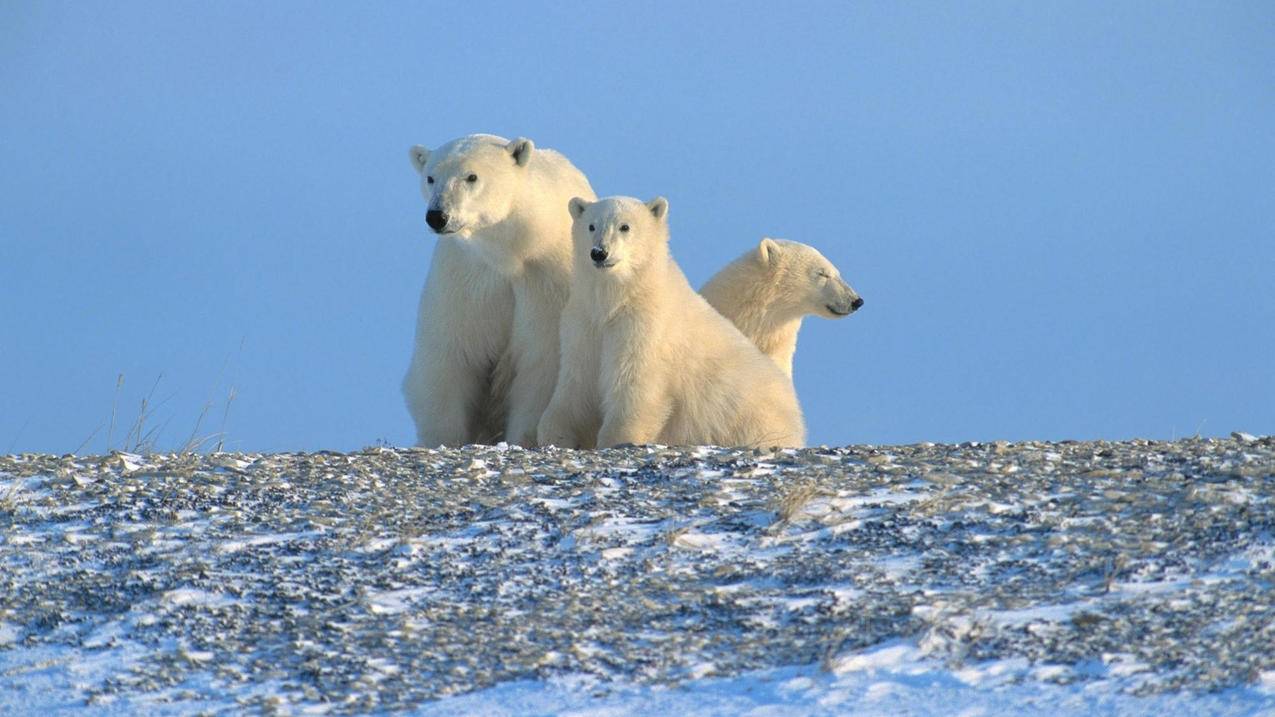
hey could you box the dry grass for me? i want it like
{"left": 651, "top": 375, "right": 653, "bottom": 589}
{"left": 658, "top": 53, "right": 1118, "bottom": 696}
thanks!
{"left": 772, "top": 482, "right": 821, "bottom": 524}
{"left": 67, "top": 373, "right": 239, "bottom": 456}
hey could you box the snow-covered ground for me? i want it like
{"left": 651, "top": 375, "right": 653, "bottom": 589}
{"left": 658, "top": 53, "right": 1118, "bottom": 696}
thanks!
{"left": 1, "top": 437, "right": 1273, "bottom": 715}
{"left": 6, "top": 639, "right": 1271, "bottom": 716}
{"left": 415, "top": 643, "right": 1275, "bottom": 717}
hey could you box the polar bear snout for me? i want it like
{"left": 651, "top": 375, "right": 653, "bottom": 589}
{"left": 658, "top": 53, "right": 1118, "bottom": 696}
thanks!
{"left": 425, "top": 209, "right": 451, "bottom": 233}
{"left": 826, "top": 295, "right": 864, "bottom": 317}
{"left": 824, "top": 277, "right": 863, "bottom": 317}
{"left": 590, "top": 247, "right": 610, "bottom": 266}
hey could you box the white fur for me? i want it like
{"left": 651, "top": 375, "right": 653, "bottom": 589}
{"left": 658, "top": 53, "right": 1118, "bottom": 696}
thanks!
{"left": 405, "top": 134, "right": 595, "bottom": 446}
{"left": 700, "top": 238, "right": 862, "bottom": 378}
{"left": 402, "top": 236, "right": 513, "bottom": 446}
{"left": 539, "top": 197, "right": 806, "bottom": 449}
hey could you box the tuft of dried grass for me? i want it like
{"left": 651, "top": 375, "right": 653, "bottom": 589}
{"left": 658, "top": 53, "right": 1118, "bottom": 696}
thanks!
{"left": 773, "top": 482, "right": 821, "bottom": 524}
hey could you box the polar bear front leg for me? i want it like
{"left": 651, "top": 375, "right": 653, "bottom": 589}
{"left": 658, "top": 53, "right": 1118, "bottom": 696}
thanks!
{"left": 596, "top": 375, "right": 670, "bottom": 448}
{"left": 536, "top": 317, "right": 593, "bottom": 449}
{"left": 536, "top": 395, "right": 579, "bottom": 449}
{"left": 504, "top": 302, "right": 562, "bottom": 447}
{"left": 403, "top": 343, "right": 488, "bottom": 447}
{"left": 402, "top": 239, "right": 512, "bottom": 447}
{"left": 507, "top": 354, "right": 558, "bottom": 447}
{"left": 596, "top": 395, "right": 669, "bottom": 448}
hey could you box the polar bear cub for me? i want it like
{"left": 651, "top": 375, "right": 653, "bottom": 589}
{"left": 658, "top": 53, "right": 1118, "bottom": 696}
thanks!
{"left": 538, "top": 196, "right": 806, "bottom": 449}
{"left": 700, "top": 239, "right": 863, "bottom": 378}
{"left": 406, "top": 134, "right": 594, "bottom": 446}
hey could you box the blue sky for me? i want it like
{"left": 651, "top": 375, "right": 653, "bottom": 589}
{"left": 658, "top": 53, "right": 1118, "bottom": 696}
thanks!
{"left": 1, "top": 2, "right": 1272, "bottom": 453}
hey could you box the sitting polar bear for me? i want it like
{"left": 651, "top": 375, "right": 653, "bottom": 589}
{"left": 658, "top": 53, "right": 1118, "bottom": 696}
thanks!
{"left": 538, "top": 196, "right": 806, "bottom": 449}
{"left": 700, "top": 239, "right": 863, "bottom": 378}
{"left": 404, "top": 134, "right": 594, "bottom": 446}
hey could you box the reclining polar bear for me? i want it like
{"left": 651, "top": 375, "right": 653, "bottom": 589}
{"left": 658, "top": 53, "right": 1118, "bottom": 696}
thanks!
{"left": 701, "top": 238, "right": 863, "bottom": 378}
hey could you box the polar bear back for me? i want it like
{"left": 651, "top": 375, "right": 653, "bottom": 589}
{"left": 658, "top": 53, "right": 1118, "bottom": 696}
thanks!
{"left": 639, "top": 264, "right": 805, "bottom": 447}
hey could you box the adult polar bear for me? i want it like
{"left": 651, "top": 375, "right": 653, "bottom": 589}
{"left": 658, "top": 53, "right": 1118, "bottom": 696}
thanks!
{"left": 404, "top": 134, "right": 594, "bottom": 446}
{"left": 538, "top": 196, "right": 806, "bottom": 449}
{"left": 701, "top": 239, "right": 863, "bottom": 378}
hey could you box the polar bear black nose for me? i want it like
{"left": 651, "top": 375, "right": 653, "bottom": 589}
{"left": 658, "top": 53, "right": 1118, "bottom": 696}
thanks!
{"left": 590, "top": 247, "right": 609, "bottom": 264}
{"left": 851, "top": 297, "right": 865, "bottom": 310}
{"left": 426, "top": 210, "right": 449, "bottom": 232}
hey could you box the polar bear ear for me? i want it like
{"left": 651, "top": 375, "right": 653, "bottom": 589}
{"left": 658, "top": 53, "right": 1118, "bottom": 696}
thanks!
{"left": 409, "top": 145, "right": 431, "bottom": 174}
{"left": 568, "top": 196, "right": 591, "bottom": 219}
{"left": 508, "top": 137, "right": 535, "bottom": 167}
{"left": 646, "top": 197, "right": 669, "bottom": 222}
{"left": 757, "top": 237, "right": 781, "bottom": 265}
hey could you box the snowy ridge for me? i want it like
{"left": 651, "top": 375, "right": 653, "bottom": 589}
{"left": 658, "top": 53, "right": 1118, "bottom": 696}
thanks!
{"left": 1, "top": 437, "right": 1273, "bottom": 714}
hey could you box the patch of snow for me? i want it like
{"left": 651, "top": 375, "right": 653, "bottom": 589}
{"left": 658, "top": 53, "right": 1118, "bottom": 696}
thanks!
{"left": 161, "top": 588, "right": 237, "bottom": 608}
{"left": 672, "top": 531, "right": 730, "bottom": 552}
{"left": 984, "top": 602, "right": 1082, "bottom": 627}
{"left": 1214, "top": 540, "right": 1275, "bottom": 575}
{"left": 830, "top": 642, "right": 923, "bottom": 675}
{"left": 217, "top": 530, "right": 320, "bottom": 554}
{"left": 830, "top": 489, "right": 924, "bottom": 512}
{"left": 876, "top": 554, "right": 920, "bottom": 581}
{"left": 575, "top": 516, "right": 668, "bottom": 546}
{"left": 114, "top": 452, "right": 144, "bottom": 473}
{"left": 532, "top": 496, "right": 579, "bottom": 511}
{"left": 952, "top": 657, "right": 1030, "bottom": 686}
{"left": 1259, "top": 670, "right": 1275, "bottom": 694}
{"left": 1108, "top": 579, "right": 1191, "bottom": 597}
{"left": 1104, "top": 653, "right": 1152, "bottom": 678}
{"left": 366, "top": 587, "right": 434, "bottom": 615}
{"left": 409, "top": 644, "right": 1275, "bottom": 717}
{"left": 0, "top": 622, "right": 19, "bottom": 646}
{"left": 687, "top": 662, "right": 716, "bottom": 679}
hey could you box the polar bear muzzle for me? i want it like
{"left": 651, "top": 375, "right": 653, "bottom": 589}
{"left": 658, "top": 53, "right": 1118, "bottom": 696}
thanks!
{"left": 826, "top": 295, "right": 864, "bottom": 316}
{"left": 426, "top": 209, "right": 451, "bottom": 233}
{"left": 590, "top": 247, "right": 611, "bottom": 266}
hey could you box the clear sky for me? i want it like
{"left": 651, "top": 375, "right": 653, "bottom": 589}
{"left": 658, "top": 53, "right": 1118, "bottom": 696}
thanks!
{"left": 1, "top": 2, "right": 1272, "bottom": 454}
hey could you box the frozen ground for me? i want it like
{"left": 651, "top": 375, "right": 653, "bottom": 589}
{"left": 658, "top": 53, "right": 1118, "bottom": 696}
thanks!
{"left": 1, "top": 436, "right": 1273, "bottom": 715}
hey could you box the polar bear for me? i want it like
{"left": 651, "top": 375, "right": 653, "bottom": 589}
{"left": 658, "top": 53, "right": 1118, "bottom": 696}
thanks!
{"left": 406, "top": 134, "right": 594, "bottom": 446}
{"left": 700, "top": 239, "right": 863, "bottom": 378}
{"left": 403, "top": 142, "right": 513, "bottom": 446}
{"left": 538, "top": 196, "right": 806, "bottom": 449}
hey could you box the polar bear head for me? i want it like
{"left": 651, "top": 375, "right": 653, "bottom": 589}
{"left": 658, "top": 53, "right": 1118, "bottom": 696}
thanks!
{"left": 567, "top": 195, "right": 670, "bottom": 281}
{"left": 756, "top": 239, "right": 863, "bottom": 319}
{"left": 409, "top": 134, "right": 535, "bottom": 237}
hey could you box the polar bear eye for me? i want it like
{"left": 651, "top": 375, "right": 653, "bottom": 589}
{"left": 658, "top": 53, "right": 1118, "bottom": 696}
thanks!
{"left": 816, "top": 269, "right": 830, "bottom": 279}
{"left": 466, "top": 174, "right": 478, "bottom": 183}
{"left": 588, "top": 224, "right": 595, "bottom": 232}
{"left": 619, "top": 224, "right": 630, "bottom": 233}
{"left": 426, "top": 176, "right": 434, "bottom": 184}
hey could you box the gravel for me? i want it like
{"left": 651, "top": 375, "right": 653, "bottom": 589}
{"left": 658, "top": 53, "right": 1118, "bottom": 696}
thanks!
{"left": 1, "top": 436, "right": 1273, "bottom": 713}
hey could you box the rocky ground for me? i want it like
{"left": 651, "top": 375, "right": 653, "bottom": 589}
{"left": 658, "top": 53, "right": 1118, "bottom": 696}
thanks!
{"left": 1, "top": 436, "right": 1273, "bottom": 714}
